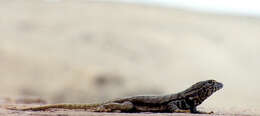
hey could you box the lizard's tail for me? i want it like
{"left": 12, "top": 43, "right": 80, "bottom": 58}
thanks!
{"left": 8, "top": 104, "right": 101, "bottom": 111}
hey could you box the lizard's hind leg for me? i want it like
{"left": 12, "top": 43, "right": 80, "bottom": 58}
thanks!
{"left": 102, "top": 101, "right": 134, "bottom": 112}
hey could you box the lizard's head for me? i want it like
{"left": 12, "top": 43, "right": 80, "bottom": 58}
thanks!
{"left": 192, "top": 80, "right": 223, "bottom": 93}
{"left": 185, "top": 80, "right": 223, "bottom": 105}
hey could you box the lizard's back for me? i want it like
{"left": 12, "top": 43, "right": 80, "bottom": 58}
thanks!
{"left": 110, "top": 94, "right": 180, "bottom": 104}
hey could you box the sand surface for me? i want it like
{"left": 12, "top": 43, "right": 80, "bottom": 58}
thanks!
{"left": 0, "top": 1, "right": 260, "bottom": 115}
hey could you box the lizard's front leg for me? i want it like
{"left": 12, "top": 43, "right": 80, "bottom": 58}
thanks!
{"left": 167, "top": 101, "right": 190, "bottom": 113}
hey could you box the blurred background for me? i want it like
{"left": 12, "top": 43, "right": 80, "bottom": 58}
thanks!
{"left": 0, "top": 0, "right": 260, "bottom": 112}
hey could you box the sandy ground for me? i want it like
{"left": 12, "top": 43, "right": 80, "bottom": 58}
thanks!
{"left": 0, "top": 0, "right": 260, "bottom": 115}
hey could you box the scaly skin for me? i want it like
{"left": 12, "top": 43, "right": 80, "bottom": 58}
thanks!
{"left": 8, "top": 80, "right": 223, "bottom": 114}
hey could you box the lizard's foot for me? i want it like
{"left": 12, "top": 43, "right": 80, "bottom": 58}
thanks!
{"left": 173, "top": 109, "right": 190, "bottom": 113}
{"left": 94, "top": 106, "right": 112, "bottom": 112}
{"left": 206, "top": 111, "right": 214, "bottom": 114}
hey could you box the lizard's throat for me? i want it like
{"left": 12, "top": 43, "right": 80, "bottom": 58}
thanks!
{"left": 196, "top": 89, "right": 214, "bottom": 105}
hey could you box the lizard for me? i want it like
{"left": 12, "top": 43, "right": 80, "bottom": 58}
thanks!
{"left": 8, "top": 79, "right": 223, "bottom": 114}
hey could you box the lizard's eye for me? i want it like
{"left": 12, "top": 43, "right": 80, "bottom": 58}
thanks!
{"left": 208, "top": 80, "right": 214, "bottom": 84}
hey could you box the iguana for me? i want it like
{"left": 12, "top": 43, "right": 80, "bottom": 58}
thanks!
{"left": 8, "top": 80, "right": 223, "bottom": 114}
